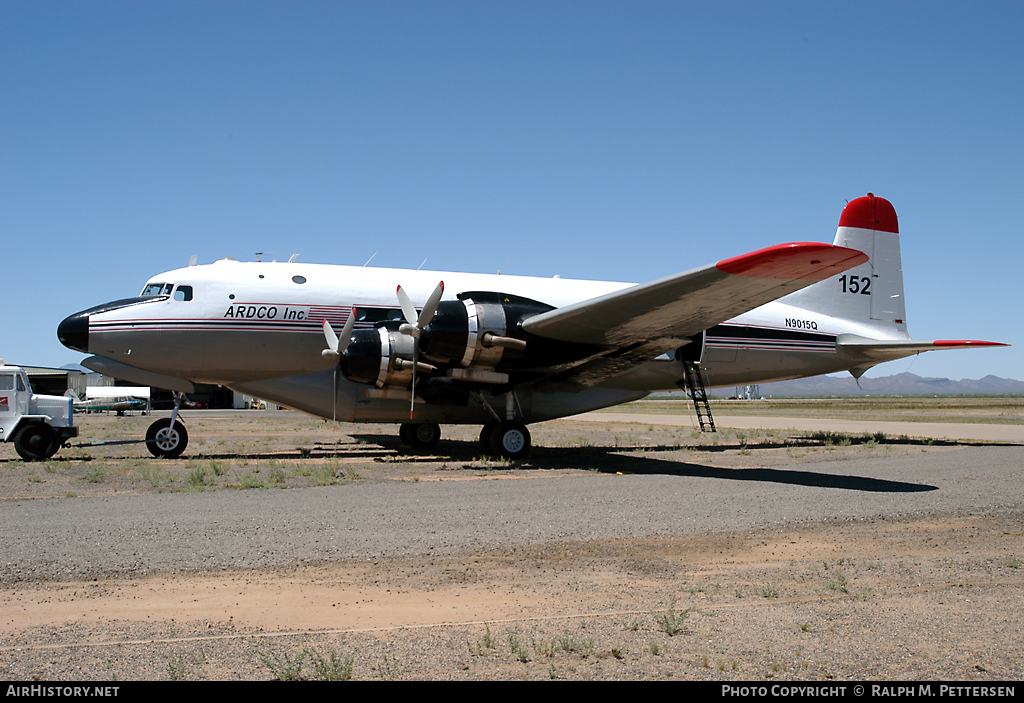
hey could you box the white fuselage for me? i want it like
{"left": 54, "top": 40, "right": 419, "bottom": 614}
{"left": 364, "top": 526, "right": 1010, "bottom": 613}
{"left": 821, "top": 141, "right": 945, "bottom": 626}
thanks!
{"left": 73, "top": 258, "right": 907, "bottom": 424}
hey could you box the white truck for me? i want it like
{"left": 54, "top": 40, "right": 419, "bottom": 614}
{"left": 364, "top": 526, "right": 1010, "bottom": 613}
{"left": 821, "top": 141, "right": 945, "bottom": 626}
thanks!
{"left": 0, "top": 360, "right": 78, "bottom": 461}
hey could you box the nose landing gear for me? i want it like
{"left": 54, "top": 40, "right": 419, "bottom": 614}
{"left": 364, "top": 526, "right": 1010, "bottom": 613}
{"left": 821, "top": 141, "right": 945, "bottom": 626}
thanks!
{"left": 145, "top": 417, "right": 189, "bottom": 459}
{"left": 146, "top": 392, "right": 189, "bottom": 459}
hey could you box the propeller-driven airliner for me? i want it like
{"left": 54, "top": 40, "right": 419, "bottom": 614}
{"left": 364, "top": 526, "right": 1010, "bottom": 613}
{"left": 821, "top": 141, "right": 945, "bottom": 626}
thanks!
{"left": 57, "top": 194, "right": 1006, "bottom": 459}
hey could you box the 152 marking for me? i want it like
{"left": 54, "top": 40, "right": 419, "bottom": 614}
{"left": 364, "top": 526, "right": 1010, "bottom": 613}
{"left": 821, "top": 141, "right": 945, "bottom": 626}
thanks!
{"left": 839, "top": 275, "right": 872, "bottom": 295}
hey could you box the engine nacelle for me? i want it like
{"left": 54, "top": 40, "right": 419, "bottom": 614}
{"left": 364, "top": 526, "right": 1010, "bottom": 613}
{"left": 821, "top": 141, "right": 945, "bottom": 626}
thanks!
{"left": 420, "top": 299, "right": 503, "bottom": 368}
{"left": 343, "top": 326, "right": 420, "bottom": 388}
{"left": 342, "top": 293, "right": 554, "bottom": 389}
{"left": 421, "top": 293, "right": 546, "bottom": 370}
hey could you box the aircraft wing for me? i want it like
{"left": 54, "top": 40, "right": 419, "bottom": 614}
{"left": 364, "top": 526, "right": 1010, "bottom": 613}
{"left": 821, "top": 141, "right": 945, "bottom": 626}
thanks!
{"left": 520, "top": 242, "right": 868, "bottom": 389}
{"left": 523, "top": 242, "right": 867, "bottom": 345}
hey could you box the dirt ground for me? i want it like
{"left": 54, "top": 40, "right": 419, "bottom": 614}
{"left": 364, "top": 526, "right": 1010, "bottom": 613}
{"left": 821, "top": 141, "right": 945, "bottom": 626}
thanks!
{"left": 1, "top": 410, "right": 1021, "bottom": 681}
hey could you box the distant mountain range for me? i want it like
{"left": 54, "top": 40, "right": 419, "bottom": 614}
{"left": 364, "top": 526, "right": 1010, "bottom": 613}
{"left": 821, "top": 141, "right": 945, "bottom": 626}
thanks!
{"left": 715, "top": 373, "right": 1024, "bottom": 397}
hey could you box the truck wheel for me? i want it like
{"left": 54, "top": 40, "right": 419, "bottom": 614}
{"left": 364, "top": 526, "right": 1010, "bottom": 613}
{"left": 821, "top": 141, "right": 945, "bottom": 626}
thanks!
{"left": 14, "top": 423, "right": 59, "bottom": 461}
{"left": 146, "top": 418, "right": 189, "bottom": 459}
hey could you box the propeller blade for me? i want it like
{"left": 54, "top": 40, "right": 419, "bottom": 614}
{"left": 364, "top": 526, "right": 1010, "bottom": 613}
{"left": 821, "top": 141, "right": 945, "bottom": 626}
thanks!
{"left": 410, "top": 338, "right": 418, "bottom": 420}
{"left": 418, "top": 281, "right": 444, "bottom": 328}
{"left": 323, "top": 310, "right": 357, "bottom": 423}
{"left": 337, "top": 308, "right": 356, "bottom": 352}
{"left": 332, "top": 362, "right": 340, "bottom": 423}
{"left": 396, "top": 285, "right": 418, "bottom": 328}
{"left": 394, "top": 283, "right": 444, "bottom": 420}
{"left": 323, "top": 319, "right": 339, "bottom": 355}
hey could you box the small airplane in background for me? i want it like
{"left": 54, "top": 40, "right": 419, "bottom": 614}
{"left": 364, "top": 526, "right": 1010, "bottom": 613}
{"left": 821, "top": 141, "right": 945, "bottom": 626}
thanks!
{"left": 57, "top": 194, "right": 1006, "bottom": 459}
{"left": 68, "top": 392, "right": 148, "bottom": 416}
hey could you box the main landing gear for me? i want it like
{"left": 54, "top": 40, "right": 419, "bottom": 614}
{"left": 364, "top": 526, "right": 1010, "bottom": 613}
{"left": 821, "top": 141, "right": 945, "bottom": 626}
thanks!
{"left": 399, "top": 422, "right": 441, "bottom": 450}
{"left": 480, "top": 419, "right": 531, "bottom": 459}
{"left": 398, "top": 390, "right": 532, "bottom": 460}
{"left": 472, "top": 389, "right": 531, "bottom": 460}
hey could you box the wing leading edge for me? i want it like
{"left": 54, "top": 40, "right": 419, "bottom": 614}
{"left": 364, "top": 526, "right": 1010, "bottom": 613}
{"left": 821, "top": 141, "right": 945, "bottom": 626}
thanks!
{"left": 522, "top": 242, "right": 869, "bottom": 347}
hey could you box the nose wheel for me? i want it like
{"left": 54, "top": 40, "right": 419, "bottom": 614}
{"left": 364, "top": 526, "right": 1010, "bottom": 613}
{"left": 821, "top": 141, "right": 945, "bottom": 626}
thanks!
{"left": 146, "top": 418, "right": 189, "bottom": 459}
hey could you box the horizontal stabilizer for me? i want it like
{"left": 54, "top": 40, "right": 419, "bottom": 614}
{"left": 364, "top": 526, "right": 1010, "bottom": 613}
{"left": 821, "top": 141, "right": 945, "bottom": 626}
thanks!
{"left": 837, "top": 335, "right": 1009, "bottom": 362}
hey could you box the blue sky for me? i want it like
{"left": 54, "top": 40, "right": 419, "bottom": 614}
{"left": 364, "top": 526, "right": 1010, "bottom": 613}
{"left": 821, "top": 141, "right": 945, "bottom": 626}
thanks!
{"left": 3, "top": 1, "right": 1021, "bottom": 381}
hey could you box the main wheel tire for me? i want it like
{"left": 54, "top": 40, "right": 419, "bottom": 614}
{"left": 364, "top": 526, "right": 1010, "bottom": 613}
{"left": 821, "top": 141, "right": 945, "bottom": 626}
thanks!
{"left": 14, "top": 423, "right": 59, "bottom": 461}
{"left": 479, "top": 421, "right": 498, "bottom": 454}
{"left": 399, "top": 423, "right": 413, "bottom": 446}
{"left": 146, "top": 418, "right": 189, "bottom": 459}
{"left": 405, "top": 422, "right": 441, "bottom": 450}
{"left": 489, "top": 420, "right": 531, "bottom": 459}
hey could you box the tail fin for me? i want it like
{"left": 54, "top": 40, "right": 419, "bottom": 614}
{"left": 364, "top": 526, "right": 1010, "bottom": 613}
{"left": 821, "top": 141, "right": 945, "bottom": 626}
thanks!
{"left": 783, "top": 193, "right": 907, "bottom": 333}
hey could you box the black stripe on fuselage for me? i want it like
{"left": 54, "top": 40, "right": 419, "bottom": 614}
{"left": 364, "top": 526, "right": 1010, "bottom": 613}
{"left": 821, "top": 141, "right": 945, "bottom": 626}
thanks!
{"left": 705, "top": 323, "right": 835, "bottom": 350}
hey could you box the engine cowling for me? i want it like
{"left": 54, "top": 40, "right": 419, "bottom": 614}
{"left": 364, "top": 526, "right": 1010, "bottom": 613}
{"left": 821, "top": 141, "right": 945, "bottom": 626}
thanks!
{"left": 420, "top": 293, "right": 548, "bottom": 370}
{"left": 420, "top": 299, "right": 502, "bottom": 368}
{"left": 343, "top": 326, "right": 420, "bottom": 388}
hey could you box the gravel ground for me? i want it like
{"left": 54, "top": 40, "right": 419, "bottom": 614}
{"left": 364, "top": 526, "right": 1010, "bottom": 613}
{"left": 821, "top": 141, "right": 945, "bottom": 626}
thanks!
{"left": 0, "top": 411, "right": 1021, "bottom": 681}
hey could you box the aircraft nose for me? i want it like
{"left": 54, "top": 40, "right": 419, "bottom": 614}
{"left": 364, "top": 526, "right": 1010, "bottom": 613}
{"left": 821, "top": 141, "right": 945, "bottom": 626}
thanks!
{"left": 57, "top": 311, "right": 89, "bottom": 353}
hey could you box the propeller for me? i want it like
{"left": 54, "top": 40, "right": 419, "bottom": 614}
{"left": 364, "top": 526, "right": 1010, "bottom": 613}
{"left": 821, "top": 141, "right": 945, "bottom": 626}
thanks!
{"left": 322, "top": 309, "right": 356, "bottom": 422}
{"left": 396, "top": 281, "right": 444, "bottom": 419}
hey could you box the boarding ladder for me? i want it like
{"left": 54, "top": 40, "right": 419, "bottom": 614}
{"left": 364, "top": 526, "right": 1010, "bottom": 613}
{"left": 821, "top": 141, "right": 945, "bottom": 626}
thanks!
{"left": 679, "top": 361, "right": 716, "bottom": 433}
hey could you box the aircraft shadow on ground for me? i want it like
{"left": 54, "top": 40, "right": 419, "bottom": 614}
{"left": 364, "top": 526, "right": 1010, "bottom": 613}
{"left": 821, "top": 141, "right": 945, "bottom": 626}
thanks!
{"left": 347, "top": 434, "right": 940, "bottom": 494}
{"left": 12, "top": 435, "right": 968, "bottom": 493}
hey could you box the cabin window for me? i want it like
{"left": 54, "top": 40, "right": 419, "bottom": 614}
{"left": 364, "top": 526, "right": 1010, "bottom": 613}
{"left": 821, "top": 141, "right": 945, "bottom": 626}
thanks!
{"left": 355, "top": 307, "right": 405, "bottom": 323}
{"left": 292, "top": 275, "right": 306, "bottom": 284}
{"left": 173, "top": 285, "right": 193, "bottom": 301}
{"left": 0, "top": 375, "right": 13, "bottom": 391}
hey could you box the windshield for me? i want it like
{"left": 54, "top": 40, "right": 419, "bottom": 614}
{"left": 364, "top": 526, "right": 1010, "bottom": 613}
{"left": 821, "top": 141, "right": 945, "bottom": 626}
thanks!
{"left": 141, "top": 283, "right": 172, "bottom": 297}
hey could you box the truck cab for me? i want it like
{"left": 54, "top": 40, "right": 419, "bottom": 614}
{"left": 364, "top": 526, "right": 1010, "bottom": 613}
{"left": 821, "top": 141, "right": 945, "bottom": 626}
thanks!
{"left": 0, "top": 360, "right": 78, "bottom": 461}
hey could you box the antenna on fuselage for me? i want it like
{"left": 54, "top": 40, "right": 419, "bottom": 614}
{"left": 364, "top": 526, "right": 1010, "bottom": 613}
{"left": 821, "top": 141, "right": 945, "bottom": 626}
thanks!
{"left": 188, "top": 255, "right": 197, "bottom": 267}
{"left": 255, "top": 252, "right": 263, "bottom": 263}
{"left": 418, "top": 259, "right": 427, "bottom": 270}
{"left": 288, "top": 254, "right": 299, "bottom": 263}
{"left": 363, "top": 252, "right": 377, "bottom": 267}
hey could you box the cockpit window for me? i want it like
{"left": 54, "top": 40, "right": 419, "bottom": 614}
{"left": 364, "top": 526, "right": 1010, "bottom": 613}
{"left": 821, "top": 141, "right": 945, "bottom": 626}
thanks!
{"left": 173, "top": 285, "right": 193, "bottom": 301}
{"left": 141, "top": 283, "right": 172, "bottom": 297}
